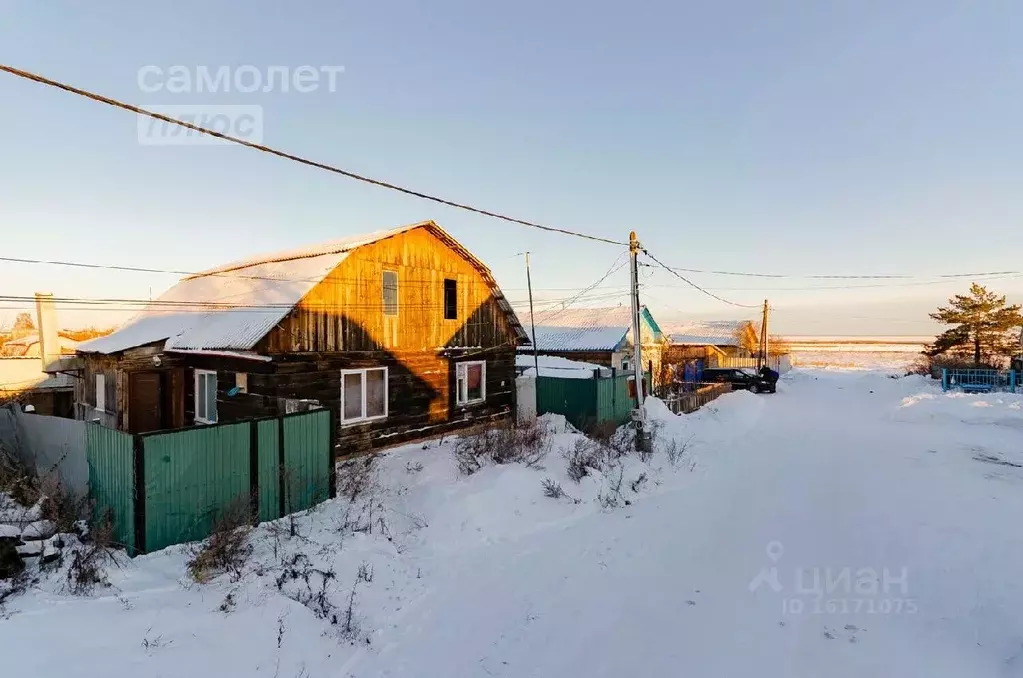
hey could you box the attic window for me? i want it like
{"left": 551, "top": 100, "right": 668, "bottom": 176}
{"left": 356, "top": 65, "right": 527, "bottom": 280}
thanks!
{"left": 444, "top": 279, "right": 457, "bottom": 320}
{"left": 382, "top": 270, "right": 398, "bottom": 316}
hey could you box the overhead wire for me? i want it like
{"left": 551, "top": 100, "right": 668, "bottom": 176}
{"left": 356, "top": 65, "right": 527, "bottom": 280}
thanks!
{"left": 0, "top": 64, "right": 626, "bottom": 247}
{"left": 639, "top": 249, "right": 761, "bottom": 309}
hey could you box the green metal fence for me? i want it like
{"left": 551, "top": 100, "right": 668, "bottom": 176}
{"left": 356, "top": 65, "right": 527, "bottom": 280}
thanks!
{"left": 86, "top": 409, "right": 335, "bottom": 555}
{"left": 536, "top": 371, "right": 650, "bottom": 431}
{"left": 85, "top": 424, "right": 136, "bottom": 552}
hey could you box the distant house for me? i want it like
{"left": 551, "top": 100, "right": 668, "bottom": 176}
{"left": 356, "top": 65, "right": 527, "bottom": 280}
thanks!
{"left": 518, "top": 305, "right": 667, "bottom": 383}
{"left": 1, "top": 333, "right": 79, "bottom": 358}
{"left": 0, "top": 294, "right": 75, "bottom": 417}
{"left": 71, "top": 221, "right": 528, "bottom": 451}
{"left": 663, "top": 320, "right": 759, "bottom": 365}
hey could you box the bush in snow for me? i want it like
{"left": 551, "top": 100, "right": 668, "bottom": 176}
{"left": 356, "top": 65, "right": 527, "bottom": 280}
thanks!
{"left": 541, "top": 478, "right": 579, "bottom": 503}
{"left": 334, "top": 455, "right": 390, "bottom": 537}
{"left": 63, "top": 510, "right": 117, "bottom": 595}
{"left": 454, "top": 420, "right": 550, "bottom": 476}
{"left": 187, "top": 499, "right": 254, "bottom": 583}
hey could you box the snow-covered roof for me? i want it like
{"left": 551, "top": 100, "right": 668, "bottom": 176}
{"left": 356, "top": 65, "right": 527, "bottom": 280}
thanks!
{"left": 517, "top": 305, "right": 631, "bottom": 352}
{"left": 514, "top": 354, "right": 607, "bottom": 379}
{"left": 517, "top": 305, "right": 662, "bottom": 352}
{"left": 529, "top": 325, "right": 630, "bottom": 352}
{"left": 80, "top": 221, "right": 526, "bottom": 355}
{"left": 663, "top": 320, "right": 753, "bottom": 346}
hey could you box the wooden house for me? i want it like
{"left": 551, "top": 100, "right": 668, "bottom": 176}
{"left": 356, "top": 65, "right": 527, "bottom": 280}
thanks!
{"left": 662, "top": 320, "right": 759, "bottom": 365}
{"left": 519, "top": 306, "right": 668, "bottom": 385}
{"left": 72, "top": 221, "right": 528, "bottom": 451}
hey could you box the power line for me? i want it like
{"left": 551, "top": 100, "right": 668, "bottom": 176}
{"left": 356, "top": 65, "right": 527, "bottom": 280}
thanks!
{"left": 636, "top": 268, "right": 1022, "bottom": 292}
{"left": 0, "top": 64, "right": 627, "bottom": 247}
{"left": 527, "top": 256, "right": 630, "bottom": 324}
{"left": 644, "top": 262, "right": 1022, "bottom": 280}
{"left": 640, "top": 249, "right": 760, "bottom": 308}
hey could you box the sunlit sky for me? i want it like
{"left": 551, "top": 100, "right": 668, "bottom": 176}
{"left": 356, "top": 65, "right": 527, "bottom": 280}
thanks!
{"left": 2, "top": 1, "right": 1021, "bottom": 336}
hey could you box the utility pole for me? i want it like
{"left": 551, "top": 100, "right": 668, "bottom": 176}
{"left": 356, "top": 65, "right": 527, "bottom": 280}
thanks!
{"left": 524, "top": 252, "right": 540, "bottom": 379}
{"left": 629, "top": 231, "right": 652, "bottom": 453}
{"left": 758, "top": 299, "right": 769, "bottom": 368}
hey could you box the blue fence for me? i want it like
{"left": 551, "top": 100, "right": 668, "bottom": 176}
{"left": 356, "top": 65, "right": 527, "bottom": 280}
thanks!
{"left": 941, "top": 369, "right": 1018, "bottom": 393}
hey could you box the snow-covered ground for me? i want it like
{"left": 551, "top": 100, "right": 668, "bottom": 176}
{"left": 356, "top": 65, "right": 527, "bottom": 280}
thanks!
{"left": 5, "top": 368, "right": 1023, "bottom": 676}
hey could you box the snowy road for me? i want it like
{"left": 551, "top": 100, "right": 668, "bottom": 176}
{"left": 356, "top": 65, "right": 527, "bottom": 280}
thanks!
{"left": 5, "top": 370, "right": 1023, "bottom": 677}
{"left": 350, "top": 371, "right": 1023, "bottom": 677}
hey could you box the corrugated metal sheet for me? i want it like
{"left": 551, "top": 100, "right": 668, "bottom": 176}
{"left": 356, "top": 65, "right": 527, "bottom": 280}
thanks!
{"left": 282, "top": 409, "right": 331, "bottom": 511}
{"left": 257, "top": 419, "right": 280, "bottom": 522}
{"left": 536, "top": 376, "right": 597, "bottom": 430}
{"left": 86, "top": 424, "right": 135, "bottom": 552}
{"left": 536, "top": 372, "right": 649, "bottom": 431}
{"left": 85, "top": 410, "right": 333, "bottom": 554}
{"left": 142, "top": 423, "right": 251, "bottom": 553}
{"left": 517, "top": 305, "right": 664, "bottom": 352}
{"left": 529, "top": 325, "right": 629, "bottom": 352}
{"left": 595, "top": 374, "right": 635, "bottom": 427}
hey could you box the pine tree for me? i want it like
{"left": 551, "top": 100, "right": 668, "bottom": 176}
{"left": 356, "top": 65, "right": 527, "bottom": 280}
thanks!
{"left": 927, "top": 284, "right": 1023, "bottom": 365}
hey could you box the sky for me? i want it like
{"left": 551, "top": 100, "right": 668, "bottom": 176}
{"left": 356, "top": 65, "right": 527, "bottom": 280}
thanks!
{"left": 1, "top": 0, "right": 1021, "bottom": 336}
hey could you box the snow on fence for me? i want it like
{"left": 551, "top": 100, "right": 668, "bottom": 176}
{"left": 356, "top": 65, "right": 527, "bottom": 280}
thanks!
{"left": 86, "top": 408, "right": 335, "bottom": 554}
{"left": 717, "top": 355, "right": 792, "bottom": 374}
{"left": 660, "top": 382, "right": 732, "bottom": 415}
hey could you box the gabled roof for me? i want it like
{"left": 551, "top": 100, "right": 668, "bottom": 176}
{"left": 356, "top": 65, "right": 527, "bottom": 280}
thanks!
{"left": 79, "top": 221, "right": 526, "bottom": 355}
{"left": 518, "top": 305, "right": 661, "bottom": 352}
{"left": 663, "top": 320, "right": 755, "bottom": 347}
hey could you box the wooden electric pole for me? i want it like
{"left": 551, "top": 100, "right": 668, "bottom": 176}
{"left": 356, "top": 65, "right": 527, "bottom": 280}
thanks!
{"left": 758, "top": 299, "right": 769, "bottom": 368}
{"left": 524, "top": 252, "right": 540, "bottom": 379}
{"left": 629, "top": 231, "right": 652, "bottom": 453}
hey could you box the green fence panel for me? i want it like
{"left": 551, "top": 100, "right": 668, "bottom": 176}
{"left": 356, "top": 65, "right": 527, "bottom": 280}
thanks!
{"left": 86, "top": 424, "right": 136, "bottom": 553}
{"left": 142, "top": 422, "right": 250, "bottom": 553}
{"left": 596, "top": 375, "right": 632, "bottom": 428}
{"left": 282, "top": 409, "right": 331, "bottom": 513}
{"left": 535, "top": 376, "right": 598, "bottom": 430}
{"left": 256, "top": 418, "right": 280, "bottom": 522}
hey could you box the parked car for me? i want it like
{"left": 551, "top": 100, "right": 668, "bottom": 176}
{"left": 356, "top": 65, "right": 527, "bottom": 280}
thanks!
{"left": 703, "top": 367, "right": 776, "bottom": 393}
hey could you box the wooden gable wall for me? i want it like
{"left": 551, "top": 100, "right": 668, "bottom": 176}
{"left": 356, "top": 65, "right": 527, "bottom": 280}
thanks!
{"left": 261, "top": 227, "right": 517, "bottom": 354}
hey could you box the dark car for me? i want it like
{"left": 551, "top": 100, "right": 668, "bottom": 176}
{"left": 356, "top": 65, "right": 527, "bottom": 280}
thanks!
{"left": 703, "top": 367, "right": 776, "bottom": 393}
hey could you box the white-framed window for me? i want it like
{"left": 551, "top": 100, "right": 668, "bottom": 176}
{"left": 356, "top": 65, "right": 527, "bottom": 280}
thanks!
{"left": 341, "top": 367, "right": 388, "bottom": 424}
{"left": 382, "top": 270, "right": 398, "bottom": 316}
{"left": 194, "top": 369, "right": 218, "bottom": 424}
{"left": 456, "top": 361, "right": 486, "bottom": 405}
{"left": 95, "top": 374, "right": 105, "bottom": 412}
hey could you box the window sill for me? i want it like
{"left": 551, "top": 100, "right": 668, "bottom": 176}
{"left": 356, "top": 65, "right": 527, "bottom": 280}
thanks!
{"left": 339, "top": 414, "right": 387, "bottom": 427}
{"left": 456, "top": 398, "right": 486, "bottom": 407}
{"left": 195, "top": 417, "right": 217, "bottom": 425}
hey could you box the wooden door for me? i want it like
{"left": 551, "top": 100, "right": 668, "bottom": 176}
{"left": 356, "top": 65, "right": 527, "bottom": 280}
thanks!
{"left": 128, "top": 371, "right": 163, "bottom": 433}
